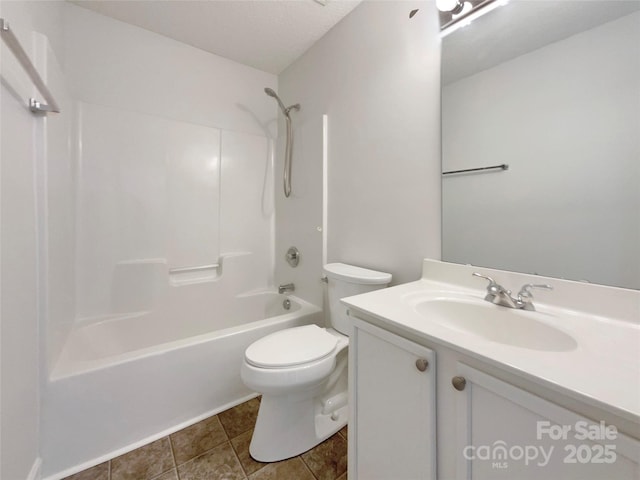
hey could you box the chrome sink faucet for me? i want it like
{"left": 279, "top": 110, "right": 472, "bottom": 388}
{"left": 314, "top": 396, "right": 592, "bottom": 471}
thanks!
{"left": 473, "top": 273, "right": 552, "bottom": 311}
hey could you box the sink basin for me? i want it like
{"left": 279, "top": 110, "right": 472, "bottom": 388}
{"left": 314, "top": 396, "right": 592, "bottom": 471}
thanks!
{"left": 414, "top": 297, "right": 577, "bottom": 352}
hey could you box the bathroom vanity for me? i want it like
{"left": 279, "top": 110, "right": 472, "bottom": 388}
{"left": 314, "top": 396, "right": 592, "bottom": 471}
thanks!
{"left": 344, "top": 260, "right": 640, "bottom": 480}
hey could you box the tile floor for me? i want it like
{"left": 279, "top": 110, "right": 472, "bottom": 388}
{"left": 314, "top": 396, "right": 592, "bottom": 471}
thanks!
{"left": 64, "top": 397, "right": 347, "bottom": 480}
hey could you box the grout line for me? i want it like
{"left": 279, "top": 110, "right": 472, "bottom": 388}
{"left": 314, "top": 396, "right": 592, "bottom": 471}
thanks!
{"left": 167, "top": 435, "right": 179, "bottom": 479}
{"left": 108, "top": 460, "right": 112, "bottom": 480}
{"left": 229, "top": 437, "right": 250, "bottom": 477}
{"left": 228, "top": 439, "right": 249, "bottom": 479}
{"left": 217, "top": 414, "right": 234, "bottom": 440}
{"left": 181, "top": 441, "right": 248, "bottom": 479}
{"left": 299, "top": 455, "right": 320, "bottom": 480}
{"left": 176, "top": 441, "right": 228, "bottom": 468}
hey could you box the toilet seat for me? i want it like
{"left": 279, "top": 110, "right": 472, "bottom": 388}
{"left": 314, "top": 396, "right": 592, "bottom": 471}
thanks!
{"left": 245, "top": 324, "right": 338, "bottom": 368}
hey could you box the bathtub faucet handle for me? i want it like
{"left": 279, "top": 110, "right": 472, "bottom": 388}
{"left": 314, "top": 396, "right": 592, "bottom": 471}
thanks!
{"left": 278, "top": 283, "right": 295, "bottom": 294}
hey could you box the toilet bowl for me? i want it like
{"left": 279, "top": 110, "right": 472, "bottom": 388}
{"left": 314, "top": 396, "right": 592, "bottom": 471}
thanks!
{"left": 241, "top": 263, "right": 391, "bottom": 462}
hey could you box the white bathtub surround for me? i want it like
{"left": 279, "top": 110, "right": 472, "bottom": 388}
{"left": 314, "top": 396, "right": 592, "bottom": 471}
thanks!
{"left": 53, "top": 253, "right": 299, "bottom": 379}
{"left": 37, "top": 4, "right": 286, "bottom": 479}
{"left": 64, "top": 1, "right": 277, "bottom": 321}
{"left": 72, "top": 101, "right": 275, "bottom": 321}
{"left": 342, "top": 259, "right": 640, "bottom": 433}
{"left": 43, "top": 293, "right": 321, "bottom": 479}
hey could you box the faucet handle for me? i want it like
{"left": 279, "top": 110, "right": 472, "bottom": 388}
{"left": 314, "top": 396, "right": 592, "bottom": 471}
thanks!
{"left": 518, "top": 283, "right": 553, "bottom": 300}
{"left": 516, "top": 284, "right": 553, "bottom": 311}
{"left": 472, "top": 272, "right": 496, "bottom": 285}
{"left": 473, "top": 272, "right": 509, "bottom": 295}
{"left": 473, "top": 272, "right": 503, "bottom": 289}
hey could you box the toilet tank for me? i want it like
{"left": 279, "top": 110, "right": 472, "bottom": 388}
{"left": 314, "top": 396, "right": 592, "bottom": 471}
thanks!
{"left": 323, "top": 263, "right": 392, "bottom": 336}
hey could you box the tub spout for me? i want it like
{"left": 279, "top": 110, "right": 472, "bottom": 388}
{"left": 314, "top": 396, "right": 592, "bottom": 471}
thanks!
{"left": 278, "top": 283, "right": 295, "bottom": 294}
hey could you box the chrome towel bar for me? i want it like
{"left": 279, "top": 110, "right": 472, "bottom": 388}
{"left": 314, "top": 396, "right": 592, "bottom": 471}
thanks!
{"left": 1, "top": 17, "right": 60, "bottom": 114}
{"left": 442, "top": 163, "right": 508, "bottom": 176}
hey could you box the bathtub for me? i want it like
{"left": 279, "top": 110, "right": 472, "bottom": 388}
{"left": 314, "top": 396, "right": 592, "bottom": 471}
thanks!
{"left": 42, "top": 292, "right": 322, "bottom": 479}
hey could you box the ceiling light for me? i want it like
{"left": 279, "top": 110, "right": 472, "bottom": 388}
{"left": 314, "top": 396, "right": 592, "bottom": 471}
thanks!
{"left": 437, "top": 0, "right": 465, "bottom": 14}
{"left": 452, "top": 1, "right": 473, "bottom": 19}
{"left": 440, "top": 0, "right": 509, "bottom": 38}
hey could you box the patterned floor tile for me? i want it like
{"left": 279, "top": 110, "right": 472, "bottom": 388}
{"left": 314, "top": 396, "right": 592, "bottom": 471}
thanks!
{"left": 170, "top": 415, "right": 228, "bottom": 465}
{"left": 218, "top": 397, "right": 261, "bottom": 439}
{"left": 230, "top": 429, "right": 268, "bottom": 476}
{"left": 301, "top": 433, "right": 348, "bottom": 480}
{"left": 248, "top": 457, "right": 315, "bottom": 480}
{"left": 177, "top": 442, "right": 245, "bottom": 480}
{"left": 150, "top": 468, "right": 178, "bottom": 480}
{"left": 111, "top": 438, "right": 174, "bottom": 480}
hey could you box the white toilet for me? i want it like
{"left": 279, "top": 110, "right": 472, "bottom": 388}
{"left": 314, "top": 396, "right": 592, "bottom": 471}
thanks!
{"left": 241, "top": 263, "right": 392, "bottom": 462}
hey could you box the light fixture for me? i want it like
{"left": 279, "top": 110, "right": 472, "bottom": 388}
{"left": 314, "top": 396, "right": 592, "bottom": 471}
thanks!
{"left": 452, "top": 1, "right": 473, "bottom": 19}
{"left": 437, "top": 0, "right": 465, "bottom": 14}
{"left": 440, "top": 0, "right": 510, "bottom": 38}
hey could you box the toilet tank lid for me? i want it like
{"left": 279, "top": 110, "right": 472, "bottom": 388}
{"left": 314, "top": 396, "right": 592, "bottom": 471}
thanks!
{"left": 323, "top": 263, "right": 392, "bottom": 285}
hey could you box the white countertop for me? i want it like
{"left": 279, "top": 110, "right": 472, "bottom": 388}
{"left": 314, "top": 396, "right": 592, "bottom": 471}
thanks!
{"left": 342, "top": 260, "right": 640, "bottom": 426}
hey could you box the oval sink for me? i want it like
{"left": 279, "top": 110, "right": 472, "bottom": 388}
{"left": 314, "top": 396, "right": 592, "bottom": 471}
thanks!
{"left": 414, "top": 298, "right": 577, "bottom": 352}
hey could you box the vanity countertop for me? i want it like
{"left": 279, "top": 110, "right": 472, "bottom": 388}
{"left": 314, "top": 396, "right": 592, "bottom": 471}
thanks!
{"left": 342, "top": 260, "right": 640, "bottom": 427}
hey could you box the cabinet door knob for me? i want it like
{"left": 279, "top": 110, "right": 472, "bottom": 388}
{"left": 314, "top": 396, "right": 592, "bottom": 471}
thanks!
{"left": 452, "top": 376, "right": 467, "bottom": 391}
{"left": 415, "top": 358, "right": 429, "bottom": 372}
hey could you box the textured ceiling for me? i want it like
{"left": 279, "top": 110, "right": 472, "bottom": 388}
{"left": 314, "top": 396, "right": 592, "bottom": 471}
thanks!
{"left": 70, "top": 0, "right": 362, "bottom": 74}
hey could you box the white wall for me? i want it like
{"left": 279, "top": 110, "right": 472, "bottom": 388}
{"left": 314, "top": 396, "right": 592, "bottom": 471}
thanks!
{"left": 0, "top": 2, "right": 69, "bottom": 478}
{"left": 442, "top": 11, "right": 640, "bottom": 289}
{"left": 276, "top": 0, "right": 442, "bottom": 306}
{"left": 64, "top": 4, "right": 278, "bottom": 320}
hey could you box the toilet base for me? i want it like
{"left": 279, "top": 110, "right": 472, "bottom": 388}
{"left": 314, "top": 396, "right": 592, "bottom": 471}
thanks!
{"left": 248, "top": 348, "right": 348, "bottom": 462}
{"left": 249, "top": 391, "right": 348, "bottom": 462}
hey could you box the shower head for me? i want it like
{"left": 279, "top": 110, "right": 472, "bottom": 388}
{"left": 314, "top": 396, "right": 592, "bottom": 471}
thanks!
{"left": 264, "top": 87, "right": 278, "bottom": 98}
{"left": 264, "top": 87, "right": 300, "bottom": 116}
{"left": 264, "top": 87, "right": 287, "bottom": 114}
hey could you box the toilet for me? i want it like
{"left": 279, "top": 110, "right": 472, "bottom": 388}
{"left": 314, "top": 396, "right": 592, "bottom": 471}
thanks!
{"left": 241, "top": 263, "right": 392, "bottom": 462}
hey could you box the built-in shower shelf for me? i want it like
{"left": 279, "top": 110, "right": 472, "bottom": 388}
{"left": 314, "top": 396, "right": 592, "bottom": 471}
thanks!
{"left": 169, "top": 263, "right": 221, "bottom": 286}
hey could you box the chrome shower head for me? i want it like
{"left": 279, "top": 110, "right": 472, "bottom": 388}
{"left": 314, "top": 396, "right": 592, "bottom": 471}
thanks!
{"left": 264, "top": 87, "right": 288, "bottom": 114}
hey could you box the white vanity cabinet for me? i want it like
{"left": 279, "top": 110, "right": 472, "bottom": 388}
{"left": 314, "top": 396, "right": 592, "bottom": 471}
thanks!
{"left": 349, "top": 317, "right": 640, "bottom": 480}
{"left": 349, "top": 319, "right": 437, "bottom": 480}
{"left": 452, "top": 364, "right": 640, "bottom": 480}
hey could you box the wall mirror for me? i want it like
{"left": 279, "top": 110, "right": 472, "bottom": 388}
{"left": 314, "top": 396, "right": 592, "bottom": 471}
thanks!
{"left": 441, "top": 0, "right": 640, "bottom": 290}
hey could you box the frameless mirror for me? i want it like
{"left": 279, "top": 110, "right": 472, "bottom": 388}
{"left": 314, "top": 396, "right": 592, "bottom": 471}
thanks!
{"left": 441, "top": 0, "right": 640, "bottom": 290}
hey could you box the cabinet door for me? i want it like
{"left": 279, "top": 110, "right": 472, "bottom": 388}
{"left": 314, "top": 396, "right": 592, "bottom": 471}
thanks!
{"left": 350, "top": 319, "right": 436, "bottom": 480}
{"left": 453, "top": 364, "right": 640, "bottom": 480}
